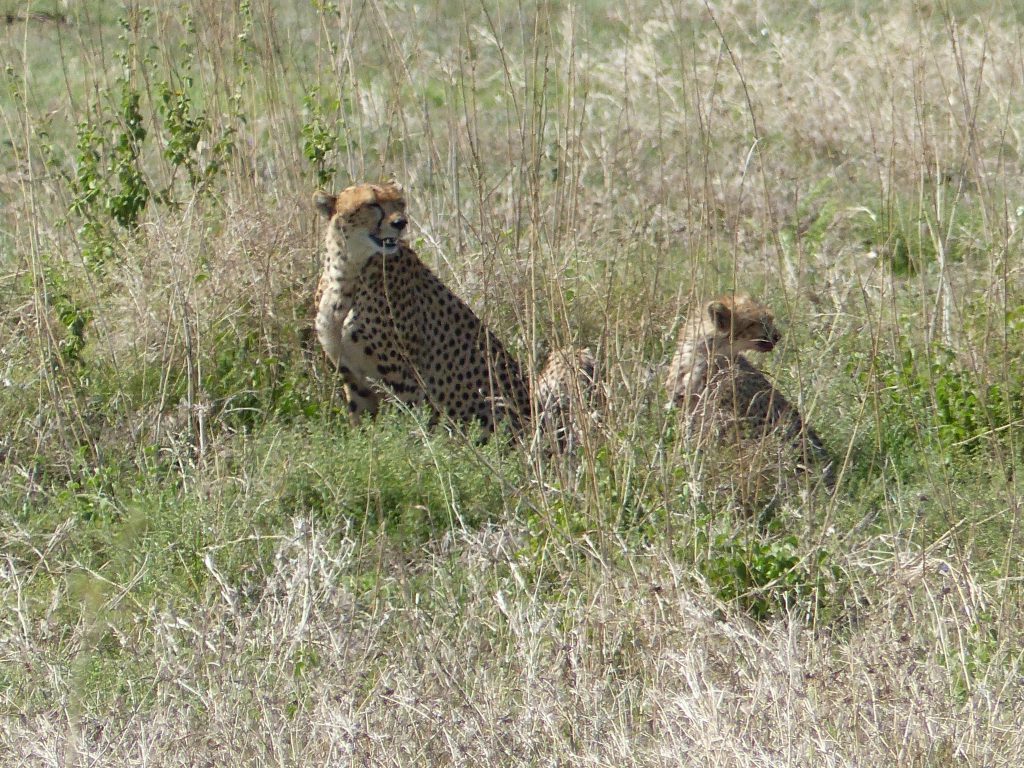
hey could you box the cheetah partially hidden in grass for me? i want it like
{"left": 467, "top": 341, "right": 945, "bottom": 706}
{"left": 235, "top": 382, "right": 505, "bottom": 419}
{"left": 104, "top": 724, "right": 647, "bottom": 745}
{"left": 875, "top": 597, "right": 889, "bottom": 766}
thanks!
{"left": 665, "top": 293, "right": 835, "bottom": 490}
{"left": 534, "top": 345, "right": 600, "bottom": 454}
{"left": 312, "top": 181, "right": 597, "bottom": 444}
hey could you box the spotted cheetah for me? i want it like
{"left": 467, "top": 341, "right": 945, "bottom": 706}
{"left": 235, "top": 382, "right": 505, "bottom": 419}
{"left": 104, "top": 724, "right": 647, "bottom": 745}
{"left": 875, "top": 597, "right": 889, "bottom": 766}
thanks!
{"left": 535, "top": 345, "right": 600, "bottom": 454}
{"left": 313, "top": 182, "right": 531, "bottom": 436}
{"left": 665, "top": 294, "right": 835, "bottom": 489}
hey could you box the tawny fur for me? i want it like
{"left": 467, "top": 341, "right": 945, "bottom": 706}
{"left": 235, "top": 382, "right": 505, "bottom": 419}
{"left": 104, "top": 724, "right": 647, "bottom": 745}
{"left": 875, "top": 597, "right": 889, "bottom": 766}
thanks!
{"left": 535, "top": 345, "right": 600, "bottom": 454}
{"left": 666, "top": 294, "right": 835, "bottom": 489}
{"left": 312, "top": 182, "right": 600, "bottom": 446}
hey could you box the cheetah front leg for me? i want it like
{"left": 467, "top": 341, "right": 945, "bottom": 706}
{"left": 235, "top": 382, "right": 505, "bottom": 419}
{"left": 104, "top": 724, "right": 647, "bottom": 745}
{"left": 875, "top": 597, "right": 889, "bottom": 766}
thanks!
{"left": 337, "top": 365, "right": 380, "bottom": 423}
{"left": 315, "top": 299, "right": 381, "bottom": 423}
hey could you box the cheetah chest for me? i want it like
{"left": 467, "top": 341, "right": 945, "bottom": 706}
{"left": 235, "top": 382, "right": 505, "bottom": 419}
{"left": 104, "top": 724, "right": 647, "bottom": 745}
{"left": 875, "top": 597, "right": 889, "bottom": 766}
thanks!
{"left": 700, "top": 357, "right": 787, "bottom": 434}
{"left": 316, "top": 256, "right": 422, "bottom": 393}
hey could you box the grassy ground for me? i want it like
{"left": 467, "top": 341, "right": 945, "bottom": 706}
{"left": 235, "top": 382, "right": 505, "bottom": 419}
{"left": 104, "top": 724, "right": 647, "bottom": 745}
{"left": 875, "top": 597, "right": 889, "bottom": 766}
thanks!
{"left": 3, "top": 0, "right": 1024, "bottom": 764}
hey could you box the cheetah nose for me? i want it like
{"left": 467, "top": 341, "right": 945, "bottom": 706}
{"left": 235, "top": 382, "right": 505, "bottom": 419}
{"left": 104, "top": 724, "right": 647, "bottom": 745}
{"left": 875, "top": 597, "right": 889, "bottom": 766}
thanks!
{"left": 392, "top": 217, "right": 408, "bottom": 231}
{"left": 771, "top": 330, "right": 781, "bottom": 344}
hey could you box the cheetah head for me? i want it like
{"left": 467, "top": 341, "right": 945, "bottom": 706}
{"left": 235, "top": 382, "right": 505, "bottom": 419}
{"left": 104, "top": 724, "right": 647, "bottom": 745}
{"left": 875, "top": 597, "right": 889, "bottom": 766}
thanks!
{"left": 707, "top": 294, "right": 781, "bottom": 356}
{"left": 313, "top": 182, "right": 408, "bottom": 264}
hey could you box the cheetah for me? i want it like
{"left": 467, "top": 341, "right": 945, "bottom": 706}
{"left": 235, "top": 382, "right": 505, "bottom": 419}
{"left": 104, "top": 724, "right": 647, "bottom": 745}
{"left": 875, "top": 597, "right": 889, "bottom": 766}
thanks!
{"left": 535, "top": 345, "right": 600, "bottom": 454}
{"left": 313, "top": 182, "right": 532, "bottom": 436}
{"left": 665, "top": 294, "right": 835, "bottom": 490}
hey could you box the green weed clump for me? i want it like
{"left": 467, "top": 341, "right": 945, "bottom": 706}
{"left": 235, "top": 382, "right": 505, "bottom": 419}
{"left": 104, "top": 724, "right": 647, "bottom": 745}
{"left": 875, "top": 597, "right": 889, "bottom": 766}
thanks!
{"left": 69, "top": 84, "right": 150, "bottom": 272}
{"left": 697, "top": 528, "right": 840, "bottom": 622}
{"left": 867, "top": 341, "right": 1023, "bottom": 475}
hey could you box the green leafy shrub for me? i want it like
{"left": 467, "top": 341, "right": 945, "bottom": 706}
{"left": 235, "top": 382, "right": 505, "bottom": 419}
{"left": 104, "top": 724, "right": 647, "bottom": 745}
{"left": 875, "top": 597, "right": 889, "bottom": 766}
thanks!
{"left": 44, "top": 265, "right": 93, "bottom": 366}
{"left": 871, "top": 341, "right": 1022, "bottom": 466}
{"left": 66, "top": 10, "right": 236, "bottom": 274}
{"left": 157, "top": 78, "right": 235, "bottom": 195}
{"left": 698, "top": 531, "right": 837, "bottom": 621}
{"left": 301, "top": 86, "right": 343, "bottom": 187}
{"left": 69, "top": 83, "right": 151, "bottom": 273}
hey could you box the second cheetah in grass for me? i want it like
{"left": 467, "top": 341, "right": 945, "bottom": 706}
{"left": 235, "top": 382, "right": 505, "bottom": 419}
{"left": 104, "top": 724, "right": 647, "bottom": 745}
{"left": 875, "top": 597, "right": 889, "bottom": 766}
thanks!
{"left": 535, "top": 345, "right": 600, "bottom": 454}
{"left": 666, "top": 293, "right": 835, "bottom": 490}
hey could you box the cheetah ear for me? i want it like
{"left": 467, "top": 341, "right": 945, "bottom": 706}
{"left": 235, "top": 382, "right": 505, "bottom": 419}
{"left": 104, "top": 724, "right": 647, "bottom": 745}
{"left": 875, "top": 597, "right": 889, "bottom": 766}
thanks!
{"left": 708, "top": 301, "right": 731, "bottom": 332}
{"left": 312, "top": 191, "right": 337, "bottom": 218}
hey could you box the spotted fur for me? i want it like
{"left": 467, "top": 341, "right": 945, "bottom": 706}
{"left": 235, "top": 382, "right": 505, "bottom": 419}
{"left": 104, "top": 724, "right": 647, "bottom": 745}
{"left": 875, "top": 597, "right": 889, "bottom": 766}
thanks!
{"left": 535, "top": 345, "right": 600, "bottom": 454}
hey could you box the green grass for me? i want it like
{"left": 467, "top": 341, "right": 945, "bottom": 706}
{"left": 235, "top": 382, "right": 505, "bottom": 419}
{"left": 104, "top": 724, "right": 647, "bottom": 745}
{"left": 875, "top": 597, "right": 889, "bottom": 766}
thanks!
{"left": 3, "top": 0, "right": 1024, "bottom": 764}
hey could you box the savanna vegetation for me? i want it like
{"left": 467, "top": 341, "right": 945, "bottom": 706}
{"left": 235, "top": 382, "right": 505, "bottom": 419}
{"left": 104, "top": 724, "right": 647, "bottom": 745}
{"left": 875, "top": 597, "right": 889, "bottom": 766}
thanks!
{"left": 2, "top": 0, "right": 1024, "bottom": 764}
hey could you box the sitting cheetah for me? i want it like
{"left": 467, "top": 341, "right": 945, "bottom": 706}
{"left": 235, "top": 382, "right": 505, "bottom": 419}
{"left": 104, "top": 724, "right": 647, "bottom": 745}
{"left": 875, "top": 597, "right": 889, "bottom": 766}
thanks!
{"left": 665, "top": 294, "right": 835, "bottom": 489}
{"left": 535, "top": 345, "right": 600, "bottom": 454}
{"left": 313, "top": 182, "right": 531, "bottom": 435}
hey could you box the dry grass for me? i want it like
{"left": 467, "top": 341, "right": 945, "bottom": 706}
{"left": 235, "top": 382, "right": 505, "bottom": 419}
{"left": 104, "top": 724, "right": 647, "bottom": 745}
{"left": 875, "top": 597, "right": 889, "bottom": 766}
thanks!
{"left": 3, "top": 0, "right": 1024, "bottom": 765}
{"left": 5, "top": 519, "right": 1022, "bottom": 766}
